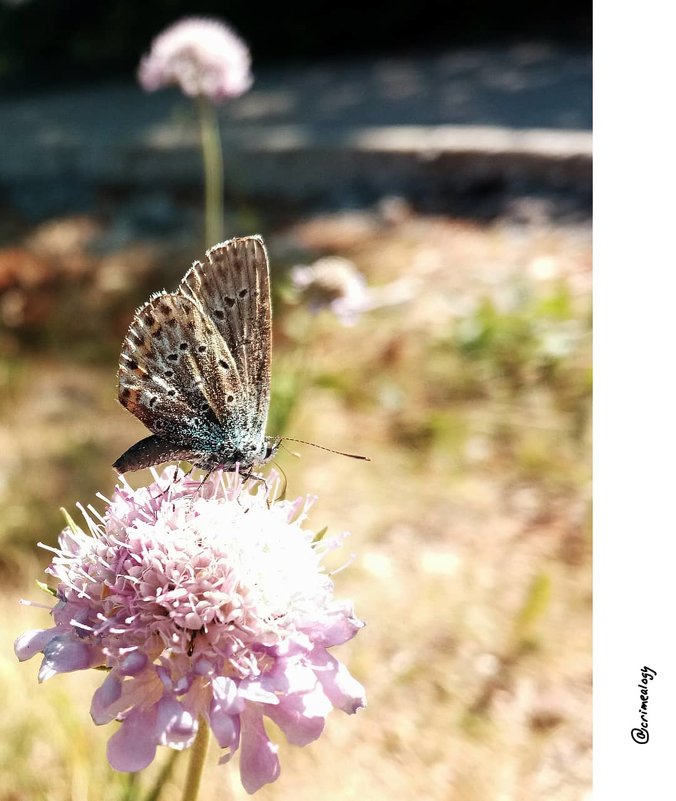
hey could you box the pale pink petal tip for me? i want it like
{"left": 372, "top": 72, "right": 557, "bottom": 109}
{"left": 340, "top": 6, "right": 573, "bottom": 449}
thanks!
{"left": 14, "top": 627, "right": 61, "bottom": 662}
{"left": 239, "top": 710, "right": 281, "bottom": 794}
{"left": 107, "top": 707, "right": 159, "bottom": 772}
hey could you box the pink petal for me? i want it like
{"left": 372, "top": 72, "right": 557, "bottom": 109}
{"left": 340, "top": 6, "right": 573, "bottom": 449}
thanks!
{"left": 300, "top": 608, "right": 365, "bottom": 648}
{"left": 313, "top": 651, "right": 366, "bottom": 713}
{"left": 107, "top": 706, "right": 158, "bottom": 772}
{"left": 211, "top": 676, "right": 241, "bottom": 710}
{"left": 38, "top": 635, "right": 95, "bottom": 682}
{"left": 259, "top": 658, "right": 317, "bottom": 695}
{"left": 265, "top": 684, "right": 331, "bottom": 745}
{"left": 14, "top": 626, "right": 61, "bottom": 661}
{"left": 120, "top": 652, "right": 148, "bottom": 676}
{"left": 91, "top": 672, "right": 123, "bottom": 724}
{"left": 239, "top": 708, "right": 280, "bottom": 794}
{"left": 156, "top": 697, "right": 197, "bottom": 748}
{"left": 237, "top": 680, "right": 278, "bottom": 706}
{"left": 208, "top": 676, "right": 242, "bottom": 750}
{"left": 208, "top": 705, "right": 240, "bottom": 752}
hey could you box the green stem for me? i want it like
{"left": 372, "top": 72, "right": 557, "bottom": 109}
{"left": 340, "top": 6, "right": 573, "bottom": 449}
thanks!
{"left": 271, "top": 310, "right": 316, "bottom": 436}
{"left": 141, "top": 750, "right": 180, "bottom": 801}
{"left": 196, "top": 95, "right": 224, "bottom": 247}
{"left": 120, "top": 771, "right": 140, "bottom": 801}
{"left": 181, "top": 719, "right": 210, "bottom": 801}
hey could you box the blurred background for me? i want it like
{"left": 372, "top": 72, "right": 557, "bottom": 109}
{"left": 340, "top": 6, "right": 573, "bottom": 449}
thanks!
{"left": 0, "top": 2, "right": 591, "bottom": 800}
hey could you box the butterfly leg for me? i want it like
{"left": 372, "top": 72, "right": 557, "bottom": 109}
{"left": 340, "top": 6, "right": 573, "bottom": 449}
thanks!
{"left": 240, "top": 469, "right": 276, "bottom": 508}
{"left": 151, "top": 462, "right": 185, "bottom": 501}
{"left": 186, "top": 468, "right": 216, "bottom": 503}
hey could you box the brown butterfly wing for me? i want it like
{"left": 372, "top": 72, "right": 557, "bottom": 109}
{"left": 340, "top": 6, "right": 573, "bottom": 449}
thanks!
{"left": 178, "top": 235, "right": 272, "bottom": 438}
{"left": 117, "top": 292, "right": 242, "bottom": 445}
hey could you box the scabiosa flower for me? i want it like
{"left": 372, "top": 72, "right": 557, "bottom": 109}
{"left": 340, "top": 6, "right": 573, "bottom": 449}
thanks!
{"left": 15, "top": 469, "right": 365, "bottom": 794}
{"left": 138, "top": 17, "right": 252, "bottom": 102}
{"left": 290, "top": 257, "right": 370, "bottom": 326}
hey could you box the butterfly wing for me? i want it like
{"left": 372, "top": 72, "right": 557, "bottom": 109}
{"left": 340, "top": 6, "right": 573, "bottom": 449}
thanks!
{"left": 178, "top": 235, "right": 272, "bottom": 440}
{"left": 117, "top": 235, "right": 272, "bottom": 470}
{"left": 117, "top": 291, "right": 243, "bottom": 449}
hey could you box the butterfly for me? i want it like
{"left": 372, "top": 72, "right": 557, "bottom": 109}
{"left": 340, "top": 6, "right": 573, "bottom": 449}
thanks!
{"left": 113, "top": 235, "right": 281, "bottom": 475}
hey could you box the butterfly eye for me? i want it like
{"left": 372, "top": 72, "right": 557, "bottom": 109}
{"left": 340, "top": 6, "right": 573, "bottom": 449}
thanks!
{"left": 165, "top": 370, "right": 174, "bottom": 378}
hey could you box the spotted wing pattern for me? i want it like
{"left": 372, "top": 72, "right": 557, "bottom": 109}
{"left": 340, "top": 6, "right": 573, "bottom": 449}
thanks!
{"left": 116, "top": 236, "right": 271, "bottom": 467}
{"left": 178, "top": 236, "right": 272, "bottom": 437}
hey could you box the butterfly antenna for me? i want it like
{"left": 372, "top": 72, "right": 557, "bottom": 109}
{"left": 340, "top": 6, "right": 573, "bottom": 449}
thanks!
{"left": 281, "top": 438, "right": 370, "bottom": 461}
{"left": 279, "top": 441, "right": 302, "bottom": 459}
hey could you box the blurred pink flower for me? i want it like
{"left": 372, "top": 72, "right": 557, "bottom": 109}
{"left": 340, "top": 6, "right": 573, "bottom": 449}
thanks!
{"left": 138, "top": 17, "right": 252, "bottom": 102}
{"left": 15, "top": 469, "right": 365, "bottom": 794}
{"left": 290, "top": 256, "right": 417, "bottom": 325}
{"left": 291, "top": 257, "right": 370, "bottom": 326}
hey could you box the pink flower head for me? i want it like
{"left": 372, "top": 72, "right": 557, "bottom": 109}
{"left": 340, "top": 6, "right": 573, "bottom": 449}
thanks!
{"left": 138, "top": 17, "right": 252, "bottom": 102}
{"left": 15, "top": 470, "right": 365, "bottom": 794}
{"left": 290, "top": 257, "right": 370, "bottom": 326}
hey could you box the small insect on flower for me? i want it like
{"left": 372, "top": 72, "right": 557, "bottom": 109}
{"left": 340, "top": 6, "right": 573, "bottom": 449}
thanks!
{"left": 138, "top": 16, "right": 252, "bottom": 102}
{"left": 15, "top": 469, "right": 366, "bottom": 794}
{"left": 114, "top": 236, "right": 369, "bottom": 475}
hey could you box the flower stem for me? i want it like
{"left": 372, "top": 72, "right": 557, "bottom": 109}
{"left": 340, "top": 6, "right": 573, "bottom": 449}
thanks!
{"left": 196, "top": 95, "right": 224, "bottom": 247}
{"left": 182, "top": 719, "right": 210, "bottom": 801}
{"left": 120, "top": 771, "right": 140, "bottom": 801}
{"left": 272, "top": 310, "right": 316, "bottom": 435}
{"left": 142, "top": 750, "right": 180, "bottom": 801}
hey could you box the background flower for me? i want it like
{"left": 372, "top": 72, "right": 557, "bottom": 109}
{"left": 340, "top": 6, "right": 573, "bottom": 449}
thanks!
{"left": 138, "top": 17, "right": 252, "bottom": 102}
{"left": 290, "top": 256, "right": 370, "bottom": 325}
{"left": 15, "top": 469, "right": 365, "bottom": 794}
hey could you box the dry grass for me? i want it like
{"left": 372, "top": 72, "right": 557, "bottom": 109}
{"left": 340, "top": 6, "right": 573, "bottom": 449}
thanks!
{"left": 0, "top": 209, "right": 591, "bottom": 801}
